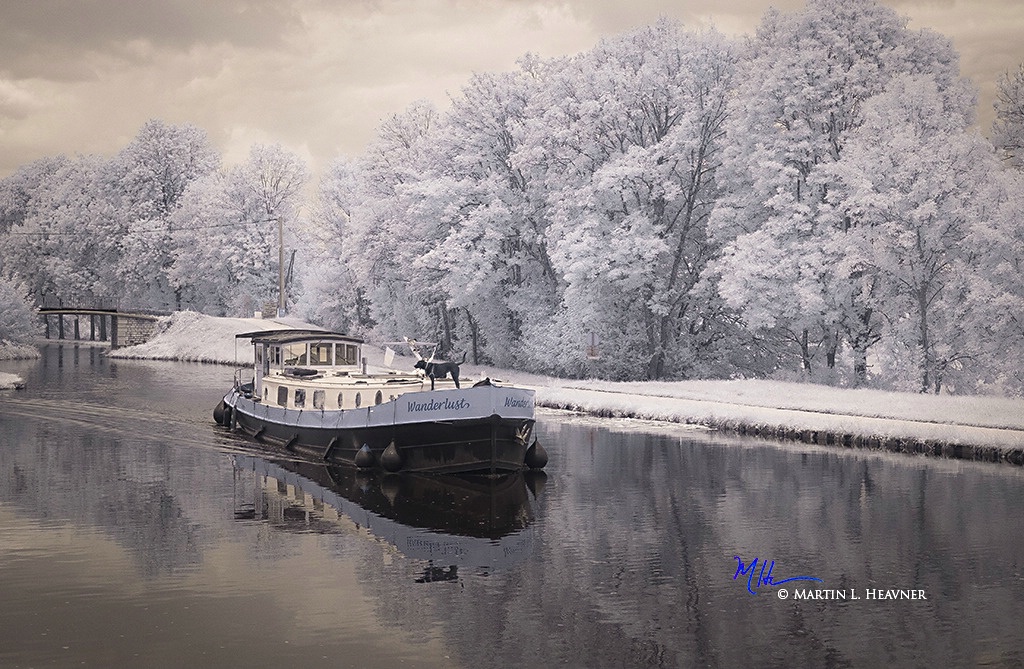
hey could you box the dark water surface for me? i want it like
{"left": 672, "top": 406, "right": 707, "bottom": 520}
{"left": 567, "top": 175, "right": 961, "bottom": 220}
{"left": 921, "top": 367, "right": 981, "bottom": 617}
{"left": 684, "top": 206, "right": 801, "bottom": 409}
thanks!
{"left": 2, "top": 345, "right": 1023, "bottom": 668}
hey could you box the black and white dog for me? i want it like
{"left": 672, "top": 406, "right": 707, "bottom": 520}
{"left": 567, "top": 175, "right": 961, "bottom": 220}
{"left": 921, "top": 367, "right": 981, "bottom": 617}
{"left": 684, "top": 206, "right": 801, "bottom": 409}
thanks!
{"left": 414, "top": 352, "right": 467, "bottom": 390}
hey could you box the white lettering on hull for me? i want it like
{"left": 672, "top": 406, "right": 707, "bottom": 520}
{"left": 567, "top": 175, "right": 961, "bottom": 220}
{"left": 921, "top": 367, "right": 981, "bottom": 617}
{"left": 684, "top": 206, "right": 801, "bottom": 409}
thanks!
{"left": 407, "top": 397, "right": 471, "bottom": 412}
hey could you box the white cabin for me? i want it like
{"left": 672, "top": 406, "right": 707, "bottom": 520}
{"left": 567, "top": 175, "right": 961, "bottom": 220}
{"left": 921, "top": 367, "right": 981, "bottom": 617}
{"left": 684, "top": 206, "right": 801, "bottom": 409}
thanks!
{"left": 237, "top": 329, "right": 442, "bottom": 411}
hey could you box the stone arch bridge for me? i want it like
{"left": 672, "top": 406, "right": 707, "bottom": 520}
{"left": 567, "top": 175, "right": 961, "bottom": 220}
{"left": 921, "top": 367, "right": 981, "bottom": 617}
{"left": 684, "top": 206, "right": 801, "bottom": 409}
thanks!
{"left": 38, "top": 307, "right": 168, "bottom": 350}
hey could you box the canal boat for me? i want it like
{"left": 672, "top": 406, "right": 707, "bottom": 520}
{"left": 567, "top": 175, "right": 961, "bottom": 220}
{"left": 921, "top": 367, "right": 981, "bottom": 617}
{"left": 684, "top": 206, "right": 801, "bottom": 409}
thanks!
{"left": 214, "top": 329, "right": 547, "bottom": 475}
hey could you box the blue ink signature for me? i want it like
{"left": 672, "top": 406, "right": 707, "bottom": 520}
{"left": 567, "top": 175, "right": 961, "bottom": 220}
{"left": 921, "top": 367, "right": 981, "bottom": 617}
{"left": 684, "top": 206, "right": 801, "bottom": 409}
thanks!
{"left": 733, "top": 556, "right": 822, "bottom": 595}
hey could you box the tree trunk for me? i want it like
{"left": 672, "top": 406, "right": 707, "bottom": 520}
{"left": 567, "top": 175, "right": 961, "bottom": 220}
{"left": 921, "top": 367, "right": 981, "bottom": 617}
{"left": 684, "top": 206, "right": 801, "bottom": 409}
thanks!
{"left": 800, "top": 329, "right": 812, "bottom": 372}
{"left": 918, "top": 286, "right": 932, "bottom": 393}
{"left": 853, "top": 346, "right": 868, "bottom": 386}
{"left": 646, "top": 351, "right": 664, "bottom": 381}
{"left": 850, "top": 307, "right": 876, "bottom": 387}
{"left": 647, "top": 313, "right": 669, "bottom": 380}
{"left": 439, "top": 305, "right": 453, "bottom": 354}
{"left": 465, "top": 309, "right": 480, "bottom": 365}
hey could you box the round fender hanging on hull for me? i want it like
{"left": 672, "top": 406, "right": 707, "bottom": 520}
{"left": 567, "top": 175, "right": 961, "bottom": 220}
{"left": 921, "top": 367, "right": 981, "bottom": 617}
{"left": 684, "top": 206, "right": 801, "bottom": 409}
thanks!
{"left": 213, "top": 400, "right": 232, "bottom": 426}
{"left": 380, "top": 442, "right": 403, "bottom": 472}
{"left": 354, "top": 444, "right": 376, "bottom": 469}
{"left": 524, "top": 440, "right": 548, "bottom": 469}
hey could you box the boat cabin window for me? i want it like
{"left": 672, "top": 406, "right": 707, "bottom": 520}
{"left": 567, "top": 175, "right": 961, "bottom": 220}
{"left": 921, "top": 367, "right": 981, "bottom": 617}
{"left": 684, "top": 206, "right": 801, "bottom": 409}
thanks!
{"left": 313, "top": 390, "right": 325, "bottom": 409}
{"left": 257, "top": 345, "right": 269, "bottom": 378}
{"left": 283, "top": 343, "right": 307, "bottom": 366}
{"left": 277, "top": 386, "right": 288, "bottom": 407}
{"left": 375, "top": 390, "right": 383, "bottom": 405}
{"left": 309, "top": 343, "right": 332, "bottom": 366}
{"left": 260, "top": 338, "right": 360, "bottom": 370}
{"left": 294, "top": 389, "right": 306, "bottom": 408}
{"left": 337, "top": 392, "right": 344, "bottom": 409}
{"left": 335, "top": 343, "right": 359, "bottom": 366}
{"left": 355, "top": 392, "right": 362, "bottom": 408}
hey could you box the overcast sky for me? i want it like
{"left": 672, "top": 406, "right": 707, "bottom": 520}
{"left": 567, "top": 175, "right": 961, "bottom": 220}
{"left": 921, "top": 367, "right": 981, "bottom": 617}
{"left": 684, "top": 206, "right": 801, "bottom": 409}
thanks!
{"left": 1, "top": 0, "right": 1021, "bottom": 179}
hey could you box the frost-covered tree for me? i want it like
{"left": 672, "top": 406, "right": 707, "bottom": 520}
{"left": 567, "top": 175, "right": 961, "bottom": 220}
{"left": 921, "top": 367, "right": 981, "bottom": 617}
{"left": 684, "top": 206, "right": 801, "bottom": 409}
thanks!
{"left": 0, "top": 157, "right": 69, "bottom": 300}
{"left": 0, "top": 273, "right": 38, "bottom": 343}
{"left": 993, "top": 63, "right": 1024, "bottom": 169}
{"left": 518, "top": 21, "right": 736, "bottom": 379}
{"left": 411, "top": 67, "right": 558, "bottom": 366}
{"left": 293, "top": 158, "right": 369, "bottom": 333}
{"left": 712, "top": 0, "right": 967, "bottom": 381}
{"left": 827, "top": 75, "right": 990, "bottom": 392}
{"left": 113, "top": 120, "right": 219, "bottom": 310}
{"left": 170, "top": 143, "right": 307, "bottom": 317}
{"left": 0, "top": 155, "right": 120, "bottom": 306}
{"left": 0, "top": 158, "right": 59, "bottom": 234}
{"left": 956, "top": 169, "right": 1024, "bottom": 394}
{"left": 241, "top": 143, "right": 308, "bottom": 316}
{"left": 0, "top": 122, "right": 218, "bottom": 313}
{"left": 165, "top": 172, "right": 235, "bottom": 314}
{"left": 341, "top": 101, "right": 446, "bottom": 347}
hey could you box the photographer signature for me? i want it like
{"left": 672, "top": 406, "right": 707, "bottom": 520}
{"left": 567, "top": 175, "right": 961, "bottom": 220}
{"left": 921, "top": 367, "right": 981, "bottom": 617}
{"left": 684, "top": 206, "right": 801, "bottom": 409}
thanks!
{"left": 733, "top": 556, "right": 822, "bottom": 595}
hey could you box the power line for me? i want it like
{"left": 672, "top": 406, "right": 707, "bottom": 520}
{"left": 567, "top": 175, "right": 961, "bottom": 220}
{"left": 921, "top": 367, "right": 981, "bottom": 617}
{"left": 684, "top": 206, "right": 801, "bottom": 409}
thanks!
{"left": 1, "top": 219, "right": 271, "bottom": 237}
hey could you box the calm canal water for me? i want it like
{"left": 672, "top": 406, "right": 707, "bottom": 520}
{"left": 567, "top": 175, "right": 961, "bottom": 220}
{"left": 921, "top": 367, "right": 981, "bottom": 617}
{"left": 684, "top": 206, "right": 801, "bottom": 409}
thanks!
{"left": 1, "top": 344, "right": 1023, "bottom": 668}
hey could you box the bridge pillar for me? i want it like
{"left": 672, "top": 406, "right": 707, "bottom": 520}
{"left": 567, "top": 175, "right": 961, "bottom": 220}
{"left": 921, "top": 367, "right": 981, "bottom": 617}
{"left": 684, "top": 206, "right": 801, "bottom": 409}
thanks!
{"left": 99, "top": 314, "right": 107, "bottom": 342}
{"left": 73, "top": 316, "right": 80, "bottom": 341}
{"left": 58, "top": 314, "right": 64, "bottom": 340}
{"left": 119, "top": 316, "right": 157, "bottom": 346}
{"left": 110, "top": 315, "right": 119, "bottom": 350}
{"left": 43, "top": 314, "right": 50, "bottom": 340}
{"left": 90, "top": 315, "right": 96, "bottom": 341}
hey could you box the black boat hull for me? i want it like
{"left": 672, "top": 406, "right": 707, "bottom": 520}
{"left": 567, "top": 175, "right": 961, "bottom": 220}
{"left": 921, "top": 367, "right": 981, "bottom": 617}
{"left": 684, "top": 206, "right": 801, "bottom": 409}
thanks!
{"left": 220, "top": 385, "right": 538, "bottom": 475}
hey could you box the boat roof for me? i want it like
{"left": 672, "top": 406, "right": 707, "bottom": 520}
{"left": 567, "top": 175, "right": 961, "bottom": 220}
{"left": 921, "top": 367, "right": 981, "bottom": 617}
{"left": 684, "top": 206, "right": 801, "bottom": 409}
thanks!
{"left": 235, "top": 329, "right": 365, "bottom": 345}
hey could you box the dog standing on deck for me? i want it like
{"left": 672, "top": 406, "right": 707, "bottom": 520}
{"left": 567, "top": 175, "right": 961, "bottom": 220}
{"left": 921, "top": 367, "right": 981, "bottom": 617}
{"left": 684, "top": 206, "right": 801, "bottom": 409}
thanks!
{"left": 414, "top": 353, "right": 466, "bottom": 390}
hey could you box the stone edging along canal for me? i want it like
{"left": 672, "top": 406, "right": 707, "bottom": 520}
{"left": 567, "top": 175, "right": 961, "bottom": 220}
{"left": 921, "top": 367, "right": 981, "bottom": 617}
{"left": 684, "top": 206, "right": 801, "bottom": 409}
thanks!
{"left": 533, "top": 391, "right": 1024, "bottom": 467}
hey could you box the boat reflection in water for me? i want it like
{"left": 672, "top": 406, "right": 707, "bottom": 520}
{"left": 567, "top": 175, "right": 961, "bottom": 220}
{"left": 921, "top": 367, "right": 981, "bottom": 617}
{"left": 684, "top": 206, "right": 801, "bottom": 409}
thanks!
{"left": 232, "top": 455, "right": 543, "bottom": 577}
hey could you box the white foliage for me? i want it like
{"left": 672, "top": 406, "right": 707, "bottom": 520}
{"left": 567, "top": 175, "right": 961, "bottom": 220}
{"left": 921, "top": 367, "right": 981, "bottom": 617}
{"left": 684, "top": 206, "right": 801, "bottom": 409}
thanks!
{"left": 0, "top": 273, "right": 38, "bottom": 343}
{"left": 712, "top": 0, "right": 973, "bottom": 381}
{"left": 993, "top": 63, "right": 1024, "bottom": 168}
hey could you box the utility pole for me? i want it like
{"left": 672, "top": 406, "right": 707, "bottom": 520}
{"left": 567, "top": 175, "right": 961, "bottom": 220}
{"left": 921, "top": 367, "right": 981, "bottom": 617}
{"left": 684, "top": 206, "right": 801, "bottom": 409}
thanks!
{"left": 277, "top": 215, "right": 286, "bottom": 317}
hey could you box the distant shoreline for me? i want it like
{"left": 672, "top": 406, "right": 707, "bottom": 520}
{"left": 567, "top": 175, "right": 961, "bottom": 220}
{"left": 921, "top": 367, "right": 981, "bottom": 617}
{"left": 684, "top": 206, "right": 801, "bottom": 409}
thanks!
{"left": 9, "top": 312, "right": 1024, "bottom": 466}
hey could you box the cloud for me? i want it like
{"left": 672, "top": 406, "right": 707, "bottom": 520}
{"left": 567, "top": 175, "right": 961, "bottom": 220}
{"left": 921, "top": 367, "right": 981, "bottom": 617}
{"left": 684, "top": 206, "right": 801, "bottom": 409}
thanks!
{"left": 188, "top": 0, "right": 602, "bottom": 169}
{"left": 0, "top": 0, "right": 298, "bottom": 79}
{"left": 0, "top": 79, "right": 42, "bottom": 120}
{"left": 0, "top": 0, "right": 1020, "bottom": 178}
